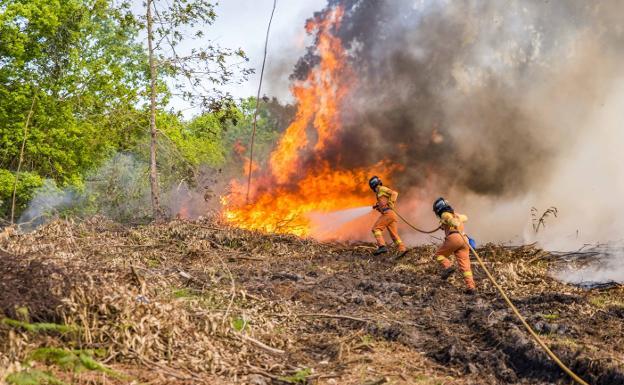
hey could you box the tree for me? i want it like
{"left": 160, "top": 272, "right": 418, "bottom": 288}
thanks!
{"left": 146, "top": 0, "right": 161, "bottom": 220}
{"left": 0, "top": 0, "right": 146, "bottom": 219}
{"left": 141, "top": 0, "right": 251, "bottom": 221}
{"left": 223, "top": 97, "right": 294, "bottom": 169}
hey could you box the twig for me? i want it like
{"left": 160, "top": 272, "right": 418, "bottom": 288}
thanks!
{"left": 361, "top": 377, "right": 388, "bottom": 385}
{"left": 239, "top": 333, "right": 285, "bottom": 356}
{"left": 246, "top": 364, "right": 284, "bottom": 381}
{"left": 185, "top": 223, "right": 222, "bottom": 231}
{"left": 228, "top": 256, "right": 265, "bottom": 262}
{"left": 215, "top": 253, "right": 236, "bottom": 326}
{"left": 246, "top": 0, "right": 277, "bottom": 203}
{"left": 86, "top": 242, "right": 168, "bottom": 249}
{"left": 295, "top": 313, "right": 372, "bottom": 323}
{"left": 138, "top": 356, "right": 198, "bottom": 381}
{"left": 130, "top": 265, "right": 147, "bottom": 294}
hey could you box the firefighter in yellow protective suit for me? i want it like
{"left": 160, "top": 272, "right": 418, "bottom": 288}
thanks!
{"left": 369, "top": 176, "right": 407, "bottom": 256}
{"left": 432, "top": 197, "right": 476, "bottom": 294}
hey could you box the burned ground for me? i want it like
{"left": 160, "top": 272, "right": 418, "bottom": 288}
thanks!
{"left": 0, "top": 218, "right": 623, "bottom": 384}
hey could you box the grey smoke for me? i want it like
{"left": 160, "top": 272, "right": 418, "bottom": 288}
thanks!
{"left": 19, "top": 180, "right": 78, "bottom": 226}
{"left": 19, "top": 153, "right": 219, "bottom": 226}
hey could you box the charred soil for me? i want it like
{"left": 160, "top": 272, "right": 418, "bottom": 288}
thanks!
{"left": 0, "top": 218, "right": 623, "bottom": 385}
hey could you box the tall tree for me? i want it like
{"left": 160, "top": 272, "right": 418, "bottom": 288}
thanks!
{"left": 140, "top": 0, "right": 251, "bottom": 221}
{"left": 0, "top": 0, "right": 146, "bottom": 218}
{"left": 146, "top": 0, "right": 162, "bottom": 220}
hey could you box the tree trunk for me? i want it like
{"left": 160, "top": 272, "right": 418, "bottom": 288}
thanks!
{"left": 146, "top": 0, "right": 163, "bottom": 222}
{"left": 10, "top": 94, "right": 37, "bottom": 224}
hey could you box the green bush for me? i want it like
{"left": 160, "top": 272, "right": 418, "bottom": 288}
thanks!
{"left": 0, "top": 169, "right": 44, "bottom": 219}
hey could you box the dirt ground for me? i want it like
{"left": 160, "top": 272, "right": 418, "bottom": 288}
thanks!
{"left": 1, "top": 217, "right": 623, "bottom": 385}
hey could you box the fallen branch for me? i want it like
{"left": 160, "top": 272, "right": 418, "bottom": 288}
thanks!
{"left": 295, "top": 313, "right": 372, "bottom": 323}
{"left": 246, "top": 364, "right": 284, "bottom": 381}
{"left": 239, "top": 333, "right": 285, "bottom": 356}
{"left": 228, "top": 256, "right": 265, "bottom": 262}
{"left": 361, "top": 377, "right": 388, "bottom": 385}
{"left": 137, "top": 355, "right": 199, "bottom": 381}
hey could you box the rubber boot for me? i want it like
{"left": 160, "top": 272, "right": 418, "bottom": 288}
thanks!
{"left": 396, "top": 246, "right": 408, "bottom": 258}
{"left": 464, "top": 288, "right": 477, "bottom": 295}
{"left": 440, "top": 266, "right": 456, "bottom": 280}
{"left": 373, "top": 245, "right": 388, "bottom": 255}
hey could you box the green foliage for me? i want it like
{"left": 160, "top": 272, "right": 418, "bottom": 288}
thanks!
{"left": 542, "top": 313, "right": 559, "bottom": 321}
{"left": 1, "top": 318, "right": 78, "bottom": 334}
{"left": 143, "top": 0, "right": 251, "bottom": 110}
{"left": 27, "top": 348, "right": 119, "bottom": 377}
{"left": 6, "top": 369, "right": 67, "bottom": 385}
{"left": 172, "top": 288, "right": 197, "bottom": 299}
{"left": 0, "top": 169, "right": 43, "bottom": 218}
{"left": 80, "top": 153, "right": 152, "bottom": 222}
{"left": 6, "top": 348, "right": 124, "bottom": 385}
{"left": 231, "top": 316, "right": 247, "bottom": 332}
{"left": 279, "top": 368, "right": 312, "bottom": 384}
{"left": 0, "top": 1, "right": 292, "bottom": 223}
{"left": 0, "top": 0, "right": 146, "bottom": 183}
{"left": 219, "top": 96, "right": 293, "bottom": 179}
{"left": 155, "top": 111, "right": 227, "bottom": 183}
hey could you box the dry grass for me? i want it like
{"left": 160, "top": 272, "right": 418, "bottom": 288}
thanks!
{"left": 0, "top": 216, "right": 323, "bottom": 383}
{"left": 0, "top": 217, "right": 622, "bottom": 385}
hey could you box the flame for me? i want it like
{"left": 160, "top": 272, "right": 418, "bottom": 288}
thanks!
{"left": 233, "top": 140, "right": 258, "bottom": 176}
{"left": 222, "top": 6, "right": 400, "bottom": 238}
{"left": 268, "top": 7, "right": 347, "bottom": 183}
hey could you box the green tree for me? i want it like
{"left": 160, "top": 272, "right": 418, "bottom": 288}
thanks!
{"left": 0, "top": 0, "right": 146, "bottom": 218}
{"left": 223, "top": 96, "right": 294, "bottom": 173}
{"left": 141, "top": 0, "right": 251, "bottom": 221}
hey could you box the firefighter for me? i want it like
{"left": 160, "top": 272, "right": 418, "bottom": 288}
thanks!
{"left": 432, "top": 197, "right": 476, "bottom": 294}
{"left": 369, "top": 176, "right": 407, "bottom": 256}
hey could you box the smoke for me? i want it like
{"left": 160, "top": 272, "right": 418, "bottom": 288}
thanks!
{"left": 19, "top": 180, "right": 78, "bottom": 227}
{"left": 279, "top": 1, "right": 624, "bottom": 282}
{"left": 19, "top": 153, "right": 219, "bottom": 226}
{"left": 553, "top": 244, "right": 624, "bottom": 286}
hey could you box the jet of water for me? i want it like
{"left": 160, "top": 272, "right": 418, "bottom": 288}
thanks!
{"left": 308, "top": 206, "right": 374, "bottom": 240}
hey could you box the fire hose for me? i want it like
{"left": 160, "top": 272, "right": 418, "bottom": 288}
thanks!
{"left": 393, "top": 209, "right": 590, "bottom": 385}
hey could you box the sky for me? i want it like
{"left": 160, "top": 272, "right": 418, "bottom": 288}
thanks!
{"left": 211, "top": 0, "right": 326, "bottom": 101}
{"left": 130, "top": 0, "right": 326, "bottom": 114}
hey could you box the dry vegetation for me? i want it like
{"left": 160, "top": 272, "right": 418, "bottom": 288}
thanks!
{"left": 0, "top": 217, "right": 623, "bottom": 385}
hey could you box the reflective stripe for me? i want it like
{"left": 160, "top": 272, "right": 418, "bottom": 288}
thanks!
{"left": 395, "top": 239, "right": 403, "bottom": 244}
{"left": 373, "top": 230, "right": 383, "bottom": 236}
{"left": 463, "top": 271, "right": 473, "bottom": 277}
{"left": 377, "top": 186, "right": 392, "bottom": 199}
{"left": 436, "top": 255, "right": 446, "bottom": 261}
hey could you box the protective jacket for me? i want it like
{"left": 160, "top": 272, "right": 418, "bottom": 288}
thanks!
{"left": 371, "top": 186, "right": 405, "bottom": 252}
{"left": 375, "top": 186, "right": 398, "bottom": 213}
{"left": 439, "top": 212, "right": 468, "bottom": 236}
{"left": 435, "top": 211, "right": 475, "bottom": 290}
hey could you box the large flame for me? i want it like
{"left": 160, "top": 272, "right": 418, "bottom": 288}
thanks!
{"left": 222, "top": 6, "right": 398, "bottom": 237}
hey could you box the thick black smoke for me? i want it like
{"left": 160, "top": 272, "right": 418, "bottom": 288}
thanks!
{"left": 293, "top": 0, "right": 624, "bottom": 198}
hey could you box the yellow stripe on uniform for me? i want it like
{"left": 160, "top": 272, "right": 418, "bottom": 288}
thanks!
{"left": 436, "top": 255, "right": 446, "bottom": 261}
{"left": 463, "top": 271, "right": 473, "bottom": 277}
